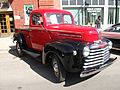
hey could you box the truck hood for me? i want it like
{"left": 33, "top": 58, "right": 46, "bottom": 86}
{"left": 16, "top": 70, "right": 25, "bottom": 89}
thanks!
{"left": 46, "top": 24, "right": 99, "bottom": 43}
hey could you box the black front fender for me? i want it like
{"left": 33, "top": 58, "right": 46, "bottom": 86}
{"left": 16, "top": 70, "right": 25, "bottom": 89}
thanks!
{"left": 44, "top": 40, "right": 85, "bottom": 72}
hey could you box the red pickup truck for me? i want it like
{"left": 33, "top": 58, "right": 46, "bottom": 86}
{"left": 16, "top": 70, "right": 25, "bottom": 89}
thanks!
{"left": 13, "top": 9, "right": 115, "bottom": 82}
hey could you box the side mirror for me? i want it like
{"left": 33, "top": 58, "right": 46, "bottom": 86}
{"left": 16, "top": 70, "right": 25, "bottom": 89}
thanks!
{"left": 37, "top": 20, "right": 44, "bottom": 26}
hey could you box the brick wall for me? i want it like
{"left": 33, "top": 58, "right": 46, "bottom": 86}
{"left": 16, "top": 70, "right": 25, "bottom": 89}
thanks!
{"left": 54, "top": 0, "right": 61, "bottom": 9}
{"left": 9, "top": 0, "right": 61, "bottom": 29}
{"left": 39, "top": 0, "right": 61, "bottom": 9}
{"left": 9, "top": 0, "right": 38, "bottom": 28}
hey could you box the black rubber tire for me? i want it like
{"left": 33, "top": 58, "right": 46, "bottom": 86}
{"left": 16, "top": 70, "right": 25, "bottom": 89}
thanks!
{"left": 51, "top": 54, "right": 65, "bottom": 83}
{"left": 16, "top": 42, "right": 24, "bottom": 57}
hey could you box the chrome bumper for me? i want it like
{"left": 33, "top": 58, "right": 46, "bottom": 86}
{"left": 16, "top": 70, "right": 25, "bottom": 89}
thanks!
{"left": 80, "top": 57, "right": 117, "bottom": 77}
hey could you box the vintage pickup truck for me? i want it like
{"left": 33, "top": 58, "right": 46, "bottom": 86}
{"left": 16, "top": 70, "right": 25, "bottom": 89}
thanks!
{"left": 13, "top": 9, "right": 116, "bottom": 82}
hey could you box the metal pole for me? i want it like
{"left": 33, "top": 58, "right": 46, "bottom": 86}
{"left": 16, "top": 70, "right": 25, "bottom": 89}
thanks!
{"left": 38, "top": 0, "right": 39, "bottom": 9}
{"left": 115, "top": 0, "right": 118, "bottom": 24}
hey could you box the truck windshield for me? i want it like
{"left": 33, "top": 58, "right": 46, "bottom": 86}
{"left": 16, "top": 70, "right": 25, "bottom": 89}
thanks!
{"left": 45, "top": 13, "right": 73, "bottom": 25}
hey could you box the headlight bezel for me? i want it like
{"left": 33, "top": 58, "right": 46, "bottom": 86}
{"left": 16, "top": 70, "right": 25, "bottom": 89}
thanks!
{"left": 83, "top": 46, "right": 90, "bottom": 57}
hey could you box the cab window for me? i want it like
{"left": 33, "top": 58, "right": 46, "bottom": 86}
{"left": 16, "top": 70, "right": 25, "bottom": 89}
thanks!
{"left": 63, "top": 14, "right": 72, "bottom": 24}
{"left": 32, "top": 14, "right": 43, "bottom": 26}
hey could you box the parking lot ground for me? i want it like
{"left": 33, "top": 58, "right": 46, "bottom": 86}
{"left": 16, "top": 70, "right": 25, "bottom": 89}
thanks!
{"left": 0, "top": 37, "right": 120, "bottom": 90}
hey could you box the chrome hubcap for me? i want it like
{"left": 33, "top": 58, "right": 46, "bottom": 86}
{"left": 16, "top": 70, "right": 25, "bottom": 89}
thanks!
{"left": 52, "top": 59, "right": 59, "bottom": 77}
{"left": 17, "top": 43, "right": 21, "bottom": 54}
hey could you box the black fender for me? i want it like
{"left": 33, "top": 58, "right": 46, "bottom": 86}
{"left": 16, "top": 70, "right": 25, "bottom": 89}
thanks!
{"left": 44, "top": 40, "right": 85, "bottom": 72}
{"left": 13, "top": 33, "right": 25, "bottom": 49}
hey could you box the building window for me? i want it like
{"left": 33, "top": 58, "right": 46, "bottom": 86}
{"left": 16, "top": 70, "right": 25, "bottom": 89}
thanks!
{"left": 85, "top": 0, "right": 91, "bottom": 5}
{"left": 108, "top": 0, "right": 114, "bottom": 5}
{"left": 0, "top": 2, "right": 9, "bottom": 9}
{"left": 118, "top": 1, "right": 120, "bottom": 5}
{"left": 92, "top": 0, "right": 98, "bottom": 5}
{"left": 62, "top": 0, "right": 68, "bottom": 5}
{"left": 108, "top": 8, "right": 119, "bottom": 24}
{"left": 77, "top": 0, "right": 83, "bottom": 5}
{"left": 99, "top": 0, "right": 105, "bottom": 5}
{"left": 86, "top": 8, "right": 103, "bottom": 25}
{"left": 70, "top": 0, "right": 76, "bottom": 5}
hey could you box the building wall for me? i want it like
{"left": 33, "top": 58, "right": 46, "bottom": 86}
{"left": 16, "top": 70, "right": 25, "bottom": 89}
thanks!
{"left": 39, "top": 0, "right": 54, "bottom": 9}
{"left": 9, "top": 0, "right": 61, "bottom": 29}
{"left": 54, "top": 0, "right": 61, "bottom": 9}
{"left": 61, "top": 0, "right": 120, "bottom": 29}
{"left": 9, "top": 0, "right": 38, "bottom": 28}
{"left": 39, "top": 0, "right": 61, "bottom": 9}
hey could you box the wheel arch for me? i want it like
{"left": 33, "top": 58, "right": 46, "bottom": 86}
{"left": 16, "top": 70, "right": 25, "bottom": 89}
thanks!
{"left": 44, "top": 42, "right": 76, "bottom": 64}
{"left": 14, "top": 33, "right": 27, "bottom": 49}
{"left": 43, "top": 41, "right": 77, "bottom": 71}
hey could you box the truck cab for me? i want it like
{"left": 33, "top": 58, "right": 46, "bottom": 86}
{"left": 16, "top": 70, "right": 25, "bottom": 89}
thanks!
{"left": 14, "top": 9, "right": 116, "bottom": 82}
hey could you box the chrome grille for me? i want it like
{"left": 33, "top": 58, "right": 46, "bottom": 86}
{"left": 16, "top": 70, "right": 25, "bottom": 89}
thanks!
{"left": 83, "top": 46, "right": 110, "bottom": 69}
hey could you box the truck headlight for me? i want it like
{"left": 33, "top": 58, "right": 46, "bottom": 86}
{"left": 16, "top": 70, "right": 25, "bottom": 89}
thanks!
{"left": 83, "top": 46, "right": 90, "bottom": 57}
{"left": 108, "top": 41, "right": 112, "bottom": 49}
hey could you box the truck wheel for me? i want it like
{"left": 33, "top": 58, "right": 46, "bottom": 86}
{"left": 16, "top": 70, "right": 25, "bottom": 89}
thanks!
{"left": 51, "top": 54, "right": 65, "bottom": 83}
{"left": 16, "top": 42, "right": 23, "bottom": 57}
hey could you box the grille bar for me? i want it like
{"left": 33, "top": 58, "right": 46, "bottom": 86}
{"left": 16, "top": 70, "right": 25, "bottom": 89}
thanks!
{"left": 87, "top": 54, "right": 104, "bottom": 59}
{"left": 90, "top": 46, "right": 108, "bottom": 52}
{"left": 83, "top": 63, "right": 103, "bottom": 69}
{"left": 83, "top": 46, "right": 110, "bottom": 69}
{"left": 85, "top": 57, "right": 103, "bottom": 62}
{"left": 84, "top": 60, "right": 104, "bottom": 65}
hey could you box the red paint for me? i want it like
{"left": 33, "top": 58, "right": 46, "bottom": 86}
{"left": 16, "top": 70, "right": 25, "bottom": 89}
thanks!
{"left": 16, "top": 9, "right": 99, "bottom": 51}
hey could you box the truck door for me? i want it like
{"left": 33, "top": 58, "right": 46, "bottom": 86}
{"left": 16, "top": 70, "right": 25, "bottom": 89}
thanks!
{"left": 30, "top": 13, "right": 51, "bottom": 51}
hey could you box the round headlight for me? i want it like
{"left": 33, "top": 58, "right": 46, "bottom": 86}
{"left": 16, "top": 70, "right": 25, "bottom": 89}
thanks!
{"left": 83, "top": 46, "right": 90, "bottom": 57}
{"left": 108, "top": 41, "right": 112, "bottom": 49}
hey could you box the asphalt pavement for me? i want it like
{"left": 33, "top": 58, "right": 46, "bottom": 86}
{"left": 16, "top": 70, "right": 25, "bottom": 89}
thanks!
{"left": 0, "top": 37, "right": 120, "bottom": 90}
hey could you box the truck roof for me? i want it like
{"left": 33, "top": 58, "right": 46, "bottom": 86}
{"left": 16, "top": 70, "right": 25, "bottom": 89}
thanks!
{"left": 32, "top": 9, "right": 71, "bottom": 14}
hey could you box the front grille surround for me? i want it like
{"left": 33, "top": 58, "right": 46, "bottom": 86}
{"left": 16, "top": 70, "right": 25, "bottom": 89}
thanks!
{"left": 83, "top": 45, "right": 110, "bottom": 70}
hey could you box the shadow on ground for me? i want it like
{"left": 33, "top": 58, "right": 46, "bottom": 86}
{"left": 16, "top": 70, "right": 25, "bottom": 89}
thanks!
{"left": 9, "top": 46, "right": 97, "bottom": 87}
{"left": 111, "top": 49, "right": 120, "bottom": 55}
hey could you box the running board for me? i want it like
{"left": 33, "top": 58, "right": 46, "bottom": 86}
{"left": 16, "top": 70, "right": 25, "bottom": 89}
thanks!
{"left": 23, "top": 49, "right": 41, "bottom": 58}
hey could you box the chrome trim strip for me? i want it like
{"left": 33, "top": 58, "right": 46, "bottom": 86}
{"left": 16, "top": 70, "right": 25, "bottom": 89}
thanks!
{"left": 47, "top": 29, "right": 82, "bottom": 34}
{"left": 90, "top": 47, "right": 108, "bottom": 53}
{"left": 83, "top": 63, "right": 103, "bottom": 69}
{"left": 89, "top": 50, "right": 106, "bottom": 55}
{"left": 87, "top": 54, "right": 104, "bottom": 59}
{"left": 80, "top": 68, "right": 103, "bottom": 77}
{"left": 80, "top": 60, "right": 113, "bottom": 77}
{"left": 84, "top": 60, "right": 104, "bottom": 65}
{"left": 85, "top": 57, "right": 103, "bottom": 62}
{"left": 59, "top": 33, "right": 81, "bottom": 38}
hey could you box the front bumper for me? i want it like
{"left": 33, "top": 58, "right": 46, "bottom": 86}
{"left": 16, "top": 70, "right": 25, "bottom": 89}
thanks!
{"left": 80, "top": 57, "right": 117, "bottom": 77}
